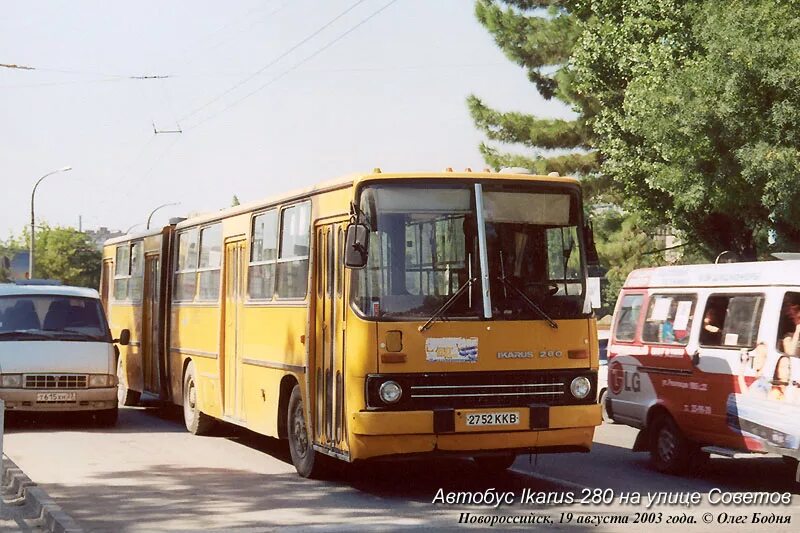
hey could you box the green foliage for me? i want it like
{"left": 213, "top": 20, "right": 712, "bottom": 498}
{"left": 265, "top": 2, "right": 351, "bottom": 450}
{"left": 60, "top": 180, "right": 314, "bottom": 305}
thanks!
{"left": 573, "top": 0, "right": 800, "bottom": 258}
{"left": 469, "top": 1, "right": 598, "bottom": 175}
{"left": 231, "top": 195, "right": 241, "bottom": 207}
{"left": 1, "top": 225, "right": 101, "bottom": 288}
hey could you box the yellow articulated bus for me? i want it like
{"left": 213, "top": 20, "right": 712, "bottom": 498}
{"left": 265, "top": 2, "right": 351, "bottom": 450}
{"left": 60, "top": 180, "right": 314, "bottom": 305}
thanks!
{"left": 102, "top": 170, "right": 602, "bottom": 477}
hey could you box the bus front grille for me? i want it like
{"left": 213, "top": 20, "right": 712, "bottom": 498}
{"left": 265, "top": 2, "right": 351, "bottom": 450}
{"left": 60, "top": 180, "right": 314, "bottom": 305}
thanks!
{"left": 366, "top": 370, "right": 596, "bottom": 411}
{"left": 24, "top": 374, "right": 89, "bottom": 389}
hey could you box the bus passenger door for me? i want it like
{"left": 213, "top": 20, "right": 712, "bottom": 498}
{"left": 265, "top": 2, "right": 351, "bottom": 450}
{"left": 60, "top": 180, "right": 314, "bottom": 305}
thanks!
{"left": 313, "top": 222, "right": 347, "bottom": 452}
{"left": 224, "top": 239, "right": 246, "bottom": 420}
{"left": 142, "top": 254, "right": 161, "bottom": 395}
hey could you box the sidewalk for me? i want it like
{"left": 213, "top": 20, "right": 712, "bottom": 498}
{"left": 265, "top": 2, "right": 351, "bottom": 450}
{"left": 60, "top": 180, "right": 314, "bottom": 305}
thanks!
{"left": 3, "top": 455, "right": 74, "bottom": 533}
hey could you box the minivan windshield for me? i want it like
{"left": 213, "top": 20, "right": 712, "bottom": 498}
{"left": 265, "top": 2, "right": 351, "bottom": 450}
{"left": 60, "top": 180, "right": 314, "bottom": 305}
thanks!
{"left": 0, "top": 295, "right": 111, "bottom": 342}
{"left": 351, "top": 181, "right": 587, "bottom": 320}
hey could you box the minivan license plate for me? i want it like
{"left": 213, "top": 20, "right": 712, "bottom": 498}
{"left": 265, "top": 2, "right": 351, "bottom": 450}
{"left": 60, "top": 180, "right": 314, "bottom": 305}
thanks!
{"left": 466, "top": 411, "right": 520, "bottom": 426}
{"left": 36, "top": 392, "right": 76, "bottom": 402}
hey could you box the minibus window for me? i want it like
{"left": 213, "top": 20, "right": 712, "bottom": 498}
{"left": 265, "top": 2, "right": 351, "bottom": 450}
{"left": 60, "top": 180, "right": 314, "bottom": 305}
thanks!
{"left": 642, "top": 294, "right": 695, "bottom": 346}
{"left": 778, "top": 292, "right": 800, "bottom": 355}
{"left": 0, "top": 296, "right": 110, "bottom": 342}
{"left": 701, "top": 294, "right": 764, "bottom": 349}
{"left": 614, "top": 294, "right": 643, "bottom": 342}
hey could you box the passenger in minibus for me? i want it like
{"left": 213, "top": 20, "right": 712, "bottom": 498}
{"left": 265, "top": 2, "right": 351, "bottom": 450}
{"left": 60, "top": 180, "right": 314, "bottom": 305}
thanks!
{"left": 700, "top": 307, "right": 723, "bottom": 346}
{"left": 779, "top": 295, "right": 800, "bottom": 356}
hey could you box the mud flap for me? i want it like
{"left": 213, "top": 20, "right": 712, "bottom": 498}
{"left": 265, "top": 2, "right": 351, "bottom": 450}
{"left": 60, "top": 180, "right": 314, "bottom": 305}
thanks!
{"left": 632, "top": 428, "right": 650, "bottom": 452}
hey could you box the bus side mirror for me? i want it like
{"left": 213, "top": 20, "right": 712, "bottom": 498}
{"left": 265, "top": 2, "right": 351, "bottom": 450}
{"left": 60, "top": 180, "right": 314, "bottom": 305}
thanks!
{"left": 116, "top": 329, "right": 130, "bottom": 346}
{"left": 344, "top": 224, "right": 370, "bottom": 269}
{"left": 584, "top": 223, "right": 600, "bottom": 266}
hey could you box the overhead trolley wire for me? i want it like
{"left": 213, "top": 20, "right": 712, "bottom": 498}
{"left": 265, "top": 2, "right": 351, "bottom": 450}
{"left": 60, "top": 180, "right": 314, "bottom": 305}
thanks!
{"left": 177, "top": 0, "right": 371, "bottom": 124}
{"left": 185, "top": 0, "right": 399, "bottom": 130}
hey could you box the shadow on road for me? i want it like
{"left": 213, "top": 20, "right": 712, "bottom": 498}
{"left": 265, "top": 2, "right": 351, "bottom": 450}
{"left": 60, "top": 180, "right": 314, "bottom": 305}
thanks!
{"left": 2, "top": 407, "right": 185, "bottom": 434}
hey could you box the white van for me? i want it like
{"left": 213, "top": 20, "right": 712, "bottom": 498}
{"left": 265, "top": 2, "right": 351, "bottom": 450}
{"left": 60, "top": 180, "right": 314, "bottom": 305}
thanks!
{"left": 0, "top": 282, "right": 128, "bottom": 425}
{"left": 607, "top": 261, "right": 800, "bottom": 476}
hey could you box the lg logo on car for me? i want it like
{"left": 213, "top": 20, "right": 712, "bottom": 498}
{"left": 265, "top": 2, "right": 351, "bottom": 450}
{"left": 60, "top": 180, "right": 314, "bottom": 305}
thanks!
{"left": 539, "top": 350, "right": 562, "bottom": 358}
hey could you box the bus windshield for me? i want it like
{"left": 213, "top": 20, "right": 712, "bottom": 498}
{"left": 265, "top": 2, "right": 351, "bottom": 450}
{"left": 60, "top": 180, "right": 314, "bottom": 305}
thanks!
{"left": 0, "top": 295, "right": 111, "bottom": 342}
{"left": 352, "top": 181, "right": 587, "bottom": 320}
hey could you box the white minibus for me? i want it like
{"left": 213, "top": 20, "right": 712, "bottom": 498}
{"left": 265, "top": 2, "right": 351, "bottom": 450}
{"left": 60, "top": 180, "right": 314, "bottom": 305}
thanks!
{"left": 0, "top": 282, "right": 128, "bottom": 425}
{"left": 607, "top": 261, "right": 800, "bottom": 477}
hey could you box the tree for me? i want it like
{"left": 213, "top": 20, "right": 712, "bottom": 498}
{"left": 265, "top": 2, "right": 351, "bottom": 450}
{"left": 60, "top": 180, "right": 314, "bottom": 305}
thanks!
{"left": 572, "top": 0, "right": 800, "bottom": 259}
{"left": 467, "top": 1, "right": 600, "bottom": 179}
{"left": 1, "top": 225, "right": 101, "bottom": 288}
{"left": 231, "top": 195, "right": 241, "bottom": 207}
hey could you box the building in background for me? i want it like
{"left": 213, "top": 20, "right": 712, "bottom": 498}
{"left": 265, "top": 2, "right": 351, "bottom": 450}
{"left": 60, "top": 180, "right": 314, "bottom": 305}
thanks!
{"left": 84, "top": 227, "right": 124, "bottom": 250}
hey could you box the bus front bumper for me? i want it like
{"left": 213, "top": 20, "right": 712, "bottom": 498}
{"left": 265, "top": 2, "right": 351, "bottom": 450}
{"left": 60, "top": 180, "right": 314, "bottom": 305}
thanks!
{"left": 0, "top": 387, "right": 117, "bottom": 412}
{"left": 349, "top": 403, "right": 600, "bottom": 461}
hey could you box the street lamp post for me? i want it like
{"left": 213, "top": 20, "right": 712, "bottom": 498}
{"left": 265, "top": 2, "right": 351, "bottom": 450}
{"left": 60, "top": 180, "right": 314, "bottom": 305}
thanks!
{"left": 30, "top": 166, "right": 72, "bottom": 278}
{"left": 146, "top": 202, "right": 180, "bottom": 230}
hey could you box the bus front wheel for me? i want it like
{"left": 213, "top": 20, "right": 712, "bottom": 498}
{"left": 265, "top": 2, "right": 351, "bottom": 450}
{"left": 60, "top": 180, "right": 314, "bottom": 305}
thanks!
{"left": 288, "top": 384, "right": 323, "bottom": 478}
{"left": 650, "top": 414, "right": 690, "bottom": 474}
{"left": 183, "top": 361, "right": 214, "bottom": 435}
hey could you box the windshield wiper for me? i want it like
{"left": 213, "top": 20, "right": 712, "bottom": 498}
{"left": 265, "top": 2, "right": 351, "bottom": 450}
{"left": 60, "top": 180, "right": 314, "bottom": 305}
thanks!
{"left": 496, "top": 251, "right": 558, "bottom": 329}
{"left": 419, "top": 276, "right": 478, "bottom": 332}
{"left": 0, "top": 330, "right": 57, "bottom": 340}
{"left": 47, "top": 328, "right": 108, "bottom": 342}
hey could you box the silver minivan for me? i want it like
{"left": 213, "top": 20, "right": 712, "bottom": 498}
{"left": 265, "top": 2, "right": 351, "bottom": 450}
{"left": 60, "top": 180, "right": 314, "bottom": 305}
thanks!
{"left": 0, "top": 282, "right": 128, "bottom": 425}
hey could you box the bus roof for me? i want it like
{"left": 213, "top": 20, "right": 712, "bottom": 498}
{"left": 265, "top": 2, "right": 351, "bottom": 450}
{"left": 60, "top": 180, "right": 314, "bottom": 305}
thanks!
{"left": 624, "top": 260, "right": 800, "bottom": 289}
{"left": 0, "top": 283, "right": 99, "bottom": 299}
{"left": 169, "top": 170, "right": 580, "bottom": 232}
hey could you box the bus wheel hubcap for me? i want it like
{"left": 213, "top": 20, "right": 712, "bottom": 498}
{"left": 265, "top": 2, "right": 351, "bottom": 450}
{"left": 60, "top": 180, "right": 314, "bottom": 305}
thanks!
{"left": 293, "top": 404, "right": 308, "bottom": 457}
{"left": 188, "top": 382, "right": 197, "bottom": 409}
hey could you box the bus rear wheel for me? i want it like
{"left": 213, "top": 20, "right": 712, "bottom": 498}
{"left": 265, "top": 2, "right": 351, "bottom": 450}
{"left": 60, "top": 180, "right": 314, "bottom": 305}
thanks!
{"left": 287, "top": 385, "right": 324, "bottom": 478}
{"left": 473, "top": 453, "right": 516, "bottom": 473}
{"left": 650, "top": 414, "right": 690, "bottom": 474}
{"left": 183, "top": 361, "right": 214, "bottom": 435}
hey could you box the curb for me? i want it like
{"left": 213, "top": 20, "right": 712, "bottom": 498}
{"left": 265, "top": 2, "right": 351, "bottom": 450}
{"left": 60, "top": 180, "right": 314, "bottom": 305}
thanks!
{"left": 2, "top": 455, "right": 83, "bottom": 533}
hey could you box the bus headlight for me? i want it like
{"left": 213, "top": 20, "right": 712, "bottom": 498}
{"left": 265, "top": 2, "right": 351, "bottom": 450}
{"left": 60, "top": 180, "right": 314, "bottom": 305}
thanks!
{"left": 378, "top": 380, "right": 402, "bottom": 404}
{"left": 89, "top": 374, "right": 117, "bottom": 388}
{"left": 0, "top": 374, "right": 22, "bottom": 388}
{"left": 570, "top": 376, "right": 591, "bottom": 399}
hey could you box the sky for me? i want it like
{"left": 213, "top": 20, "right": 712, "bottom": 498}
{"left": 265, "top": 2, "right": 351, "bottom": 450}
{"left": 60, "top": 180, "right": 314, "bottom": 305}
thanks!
{"left": 1, "top": 0, "right": 572, "bottom": 235}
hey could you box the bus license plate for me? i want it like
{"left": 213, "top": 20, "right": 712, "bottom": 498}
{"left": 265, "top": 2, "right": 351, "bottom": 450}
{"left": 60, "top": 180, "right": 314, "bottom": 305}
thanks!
{"left": 466, "top": 411, "right": 520, "bottom": 426}
{"left": 36, "top": 392, "right": 77, "bottom": 402}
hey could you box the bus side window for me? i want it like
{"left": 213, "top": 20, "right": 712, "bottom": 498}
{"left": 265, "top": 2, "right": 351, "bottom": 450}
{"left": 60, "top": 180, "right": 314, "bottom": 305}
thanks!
{"left": 614, "top": 294, "right": 643, "bottom": 342}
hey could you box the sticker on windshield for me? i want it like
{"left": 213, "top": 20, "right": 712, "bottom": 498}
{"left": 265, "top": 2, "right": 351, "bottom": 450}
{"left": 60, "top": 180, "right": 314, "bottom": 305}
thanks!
{"left": 425, "top": 337, "right": 478, "bottom": 363}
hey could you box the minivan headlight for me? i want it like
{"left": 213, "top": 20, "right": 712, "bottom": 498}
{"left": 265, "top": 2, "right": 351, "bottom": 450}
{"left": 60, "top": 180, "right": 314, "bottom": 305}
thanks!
{"left": 88, "top": 374, "right": 117, "bottom": 388}
{"left": 0, "top": 374, "right": 22, "bottom": 388}
{"left": 570, "top": 376, "right": 591, "bottom": 399}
